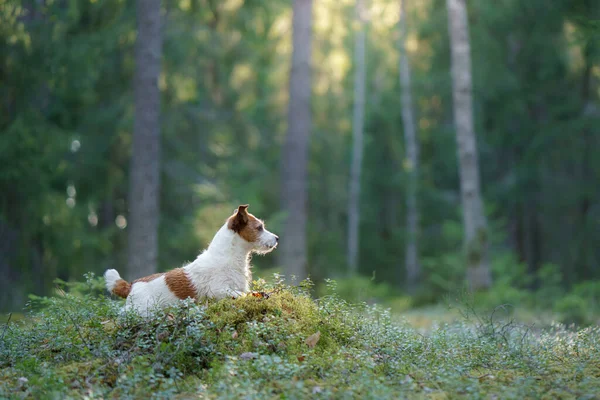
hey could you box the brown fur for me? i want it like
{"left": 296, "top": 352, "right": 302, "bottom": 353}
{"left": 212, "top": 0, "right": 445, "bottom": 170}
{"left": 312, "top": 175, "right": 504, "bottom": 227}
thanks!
{"left": 111, "top": 273, "right": 165, "bottom": 298}
{"left": 133, "top": 273, "right": 164, "bottom": 283}
{"left": 112, "top": 280, "right": 132, "bottom": 298}
{"left": 164, "top": 268, "right": 197, "bottom": 300}
{"left": 227, "top": 204, "right": 264, "bottom": 243}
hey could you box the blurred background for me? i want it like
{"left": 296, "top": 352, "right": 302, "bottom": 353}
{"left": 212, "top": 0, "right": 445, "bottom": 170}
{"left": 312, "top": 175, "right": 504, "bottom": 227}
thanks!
{"left": 1, "top": 0, "right": 599, "bottom": 323}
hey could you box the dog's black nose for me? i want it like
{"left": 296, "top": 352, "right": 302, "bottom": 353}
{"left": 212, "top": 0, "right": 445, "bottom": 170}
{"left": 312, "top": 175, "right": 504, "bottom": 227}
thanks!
{"left": 275, "top": 235, "right": 279, "bottom": 242}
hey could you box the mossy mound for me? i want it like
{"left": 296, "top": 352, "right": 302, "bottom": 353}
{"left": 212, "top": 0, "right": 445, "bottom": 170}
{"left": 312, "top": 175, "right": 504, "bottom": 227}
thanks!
{"left": 205, "top": 290, "right": 351, "bottom": 356}
{"left": 208, "top": 290, "right": 318, "bottom": 326}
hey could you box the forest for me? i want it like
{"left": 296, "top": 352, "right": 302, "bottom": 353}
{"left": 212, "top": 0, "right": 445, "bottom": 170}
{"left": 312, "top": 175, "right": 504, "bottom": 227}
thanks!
{"left": 1, "top": 0, "right": 600, "bottom": 398}
{"left": 1, "top": 0, "right": 599, "bottom": 320}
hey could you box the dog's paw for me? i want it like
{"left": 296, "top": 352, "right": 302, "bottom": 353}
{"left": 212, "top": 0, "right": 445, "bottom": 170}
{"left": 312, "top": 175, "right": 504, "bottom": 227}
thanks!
{"left": 250, "top": 291, "right": 270, "bottom": 299}
{"left": 226, "top": 289, "right": 245, "bottom": 299}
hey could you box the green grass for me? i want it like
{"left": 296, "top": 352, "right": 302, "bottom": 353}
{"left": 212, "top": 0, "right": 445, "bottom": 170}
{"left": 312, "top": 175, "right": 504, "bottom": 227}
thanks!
{"left": 1, "top": 276, "right": 599, "bottom": 399}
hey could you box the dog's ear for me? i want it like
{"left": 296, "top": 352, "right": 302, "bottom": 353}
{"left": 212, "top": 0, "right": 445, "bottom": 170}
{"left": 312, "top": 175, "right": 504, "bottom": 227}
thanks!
{"left": 228, "top": 204, "right": 249, "bottom": 232}
{"left": 237, "top": 204, "right": 249, "bottom": 218}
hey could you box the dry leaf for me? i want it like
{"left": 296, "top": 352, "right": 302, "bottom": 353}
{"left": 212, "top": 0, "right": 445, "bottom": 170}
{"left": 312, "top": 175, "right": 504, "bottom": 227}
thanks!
{"left": 297, "top": 355, "right": 306, "bottom": 362}
{"left": 251, "top": 291, "right": 270, "bottom": 299}
{"left": 305, "top": 331, "right": 321, "bottom": 348}
{"left": 232, "top": 330, "right": 238, "bottom": 339}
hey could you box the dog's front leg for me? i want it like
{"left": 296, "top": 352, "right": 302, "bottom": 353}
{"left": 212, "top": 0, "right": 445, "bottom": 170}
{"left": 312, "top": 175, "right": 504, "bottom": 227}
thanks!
{"left": 226, "top": 288, "right": 245, "bottom": 299}
{"left": 211, "top": 288, "right": 245, "bottom": 300}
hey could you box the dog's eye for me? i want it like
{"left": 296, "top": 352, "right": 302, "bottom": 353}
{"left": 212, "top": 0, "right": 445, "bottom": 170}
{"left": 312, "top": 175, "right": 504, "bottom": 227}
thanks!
{"left": 258, "top": 225, "right": 264, "bottom": 231}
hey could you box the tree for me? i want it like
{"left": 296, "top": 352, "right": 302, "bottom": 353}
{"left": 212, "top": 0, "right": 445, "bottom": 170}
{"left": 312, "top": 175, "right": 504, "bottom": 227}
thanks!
{"left": 280, "top": 0, "right": 313, "bottom": 281}
{"left": 347, "top": 0, "right": 367, "bottom": 274}
{"left": 127, "top": 0, "right": 162, "bottom": 280}
{"left": 398, "top": 0, "right": 419, "bottom": 290}
{"left": 445, "top": 0, "right": 491, "bottom": 290}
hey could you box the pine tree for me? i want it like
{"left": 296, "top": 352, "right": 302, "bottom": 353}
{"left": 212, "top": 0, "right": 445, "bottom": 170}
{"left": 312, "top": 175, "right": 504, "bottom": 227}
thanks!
{"left": 347, "top": 0, "right": 367, "bottom": 274}
{"left": 128, "top": 0, "right": 162, "bottom": 279}
{"left": 399, "top": 0, "right": 420, "bottom": 290}
{"left": 280, "top": 0, "right": 313, "bottom": 281}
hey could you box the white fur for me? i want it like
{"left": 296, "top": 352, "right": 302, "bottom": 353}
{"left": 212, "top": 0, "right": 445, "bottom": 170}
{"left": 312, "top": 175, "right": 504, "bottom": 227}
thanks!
{"left": 126, "top": 275, "right": 180, "bottom": 315}
{"left": 108, "top": 221, "right": 278, "bottom": 316}
{"left": 104, "top": 269, "right": 121, "bottom": 293}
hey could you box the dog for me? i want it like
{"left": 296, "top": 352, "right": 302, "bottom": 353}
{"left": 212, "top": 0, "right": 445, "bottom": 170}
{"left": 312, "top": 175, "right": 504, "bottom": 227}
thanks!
{"left": 104, "top": 205, "right": 278, "bottom": 315}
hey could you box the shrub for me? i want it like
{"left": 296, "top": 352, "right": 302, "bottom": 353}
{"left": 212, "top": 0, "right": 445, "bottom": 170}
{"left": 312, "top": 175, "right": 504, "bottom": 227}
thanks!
{"left": 554, "top": 281, "right": 600, "bottom": 326}
{"left": 555, "top": 293, "right": 589, "bottom": 326}
{"left": 535, "top": 263, "right": 565, "bottom": 308}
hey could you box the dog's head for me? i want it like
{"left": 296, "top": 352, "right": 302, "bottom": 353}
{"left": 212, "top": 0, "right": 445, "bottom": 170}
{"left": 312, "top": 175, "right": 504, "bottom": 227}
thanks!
{"left": 227, "top": 205, "right": 279, "bottom": 254}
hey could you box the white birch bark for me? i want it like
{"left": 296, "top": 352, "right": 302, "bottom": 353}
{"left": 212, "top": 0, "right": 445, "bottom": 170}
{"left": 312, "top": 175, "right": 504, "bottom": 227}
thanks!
{"left": 446, "top": 0, "right": 492, "bottom": 289}
{"left": 399, "top": 0, "right": 420, "bottom": 290}
{"left": 347, "top": 0, "right": 367, "bottom": 274}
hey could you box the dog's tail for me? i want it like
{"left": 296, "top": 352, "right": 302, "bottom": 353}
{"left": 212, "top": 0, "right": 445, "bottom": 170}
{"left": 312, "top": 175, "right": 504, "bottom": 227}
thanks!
{"left": 104, "top": 269, "right": 131, "bottom": 298}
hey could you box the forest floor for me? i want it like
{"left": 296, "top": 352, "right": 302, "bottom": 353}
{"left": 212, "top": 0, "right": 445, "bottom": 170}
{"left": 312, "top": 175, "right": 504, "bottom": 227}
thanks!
{"left": 1, "top": 279, "right": 599, "bottom": 399}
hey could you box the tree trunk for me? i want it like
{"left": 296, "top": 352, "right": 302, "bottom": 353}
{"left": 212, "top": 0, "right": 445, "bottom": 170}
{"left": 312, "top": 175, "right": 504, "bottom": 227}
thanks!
{"left": 347, "top": 0, "right": 367, "bottom": 274}
{"left": 0, "top": 220, "right": 19, "bottom": 311}
{"left": 398, "top": 0, "right": 419, "bottom": 291}
{"left": 445, "top": 0, "right": 491, "bottom": 290}
{"left": 579, "top": 42, "right": 596, "bottom": 280}
{"left": 280, "top": 0, "right": 313, "bottom": 281}
{"left": 127, "top": 0, "right": 162, "bottom": 280}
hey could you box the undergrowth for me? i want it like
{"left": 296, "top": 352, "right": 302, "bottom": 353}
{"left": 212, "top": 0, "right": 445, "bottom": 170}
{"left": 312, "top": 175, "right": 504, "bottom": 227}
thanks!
{"left": 1, "top": 274, "right": 599, "bottom": 399}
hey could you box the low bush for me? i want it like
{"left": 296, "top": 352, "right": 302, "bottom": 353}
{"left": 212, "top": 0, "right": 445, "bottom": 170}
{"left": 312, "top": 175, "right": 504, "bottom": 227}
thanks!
{"left": 553, "top": 281, "right": 600, "bottom": 326}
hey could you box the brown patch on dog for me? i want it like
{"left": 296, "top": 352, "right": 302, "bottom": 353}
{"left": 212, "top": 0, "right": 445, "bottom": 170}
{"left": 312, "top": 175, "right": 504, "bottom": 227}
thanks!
{"left": 227, "top": 204, "right": 264, "bottom": 243}
{"left": 227, "top": 205, "right": 249, "bottom": 232}
{"left": 110, "top": 273, "right": 165, "bottom": 298}
{"left": 112, "top": 279, "right": 132, "bottom": 298}
{"left": 164, "top": 268, "right": 197, "bottom": 300}
{"left": 133, "top": 273, "right": 165, "bottom": 283}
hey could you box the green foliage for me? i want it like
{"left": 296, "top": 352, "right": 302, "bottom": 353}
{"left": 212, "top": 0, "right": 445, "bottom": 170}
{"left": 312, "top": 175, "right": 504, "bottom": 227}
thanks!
{"left": 417, "top": 220, "right": 466, "bottom": 303}
{"left": 1, "top": 0, "right": 599, "bottom": 311}
{"left": 316, "top": 276, "right": 413, "bottom": 313}
{"left": 555, "top": 294, "right": 589, "bottom": 326}
{"left": 554, "top": 281, "right": 600, "bottom": 326}
{"left": 475, "top": 252, "right": 532, "bottom": 309}
{"left": 316, "top": 276, "right": 395, "bottom": 304}
{"left": 26, "top": 273, "right": 107, "bottom": 310}
{"left": 2, "top": 278, "right": 600, "bottom": 398}
{"left": 0, "top": 0, "right": 134, "bottom": 310}
{"left": 535, "top": 263, "right": 565, "bottom": 309}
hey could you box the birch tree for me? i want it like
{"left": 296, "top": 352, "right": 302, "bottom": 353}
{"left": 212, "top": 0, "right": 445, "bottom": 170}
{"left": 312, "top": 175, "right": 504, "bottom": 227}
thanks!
{"left": 445, "top": 0, "right": 491, "bottom": 290}
{"left": 398, "top": 0, "right": 419, "bottom": 290}
{"left": 280, "top": 0, "right": 313, "bottom": 281}
{"left": 127, "top": 0, "right": 162, "bottom": 279}
{"left": 347, "top": 0, "right": 367, "bottom": 274}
